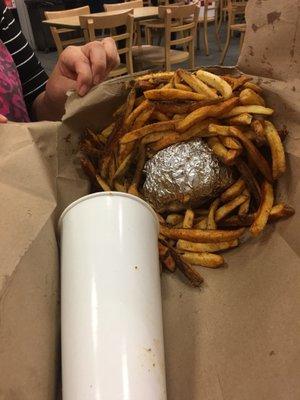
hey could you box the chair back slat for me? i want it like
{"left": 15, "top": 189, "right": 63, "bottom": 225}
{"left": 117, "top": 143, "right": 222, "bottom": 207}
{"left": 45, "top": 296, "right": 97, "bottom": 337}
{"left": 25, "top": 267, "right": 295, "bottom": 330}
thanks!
{"left": 80, "top": 11, "right": 134, "bottom": 76}
{"left": 104, "top": 0, "right": 143, "bottom": 12}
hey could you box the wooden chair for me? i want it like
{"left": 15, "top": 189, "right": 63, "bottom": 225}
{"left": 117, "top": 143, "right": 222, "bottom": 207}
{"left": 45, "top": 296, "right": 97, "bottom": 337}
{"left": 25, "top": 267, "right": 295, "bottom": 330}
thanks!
{"left": 197, "top": 0, "right": 221, "bottom": 55}
{"left": 80, "top": 10, "right": 134, "bottom": 77}
{"left": 44, "top": 6, "right": 90, "bottom": 55}
{"left": 219, "top": 0, "right": 246, "bottom": 64}
{"left": 103, "top": 0, "right": 143, "bottom": 11}
{"left": 132, "top": 3, "right": 199, "bottom": 71}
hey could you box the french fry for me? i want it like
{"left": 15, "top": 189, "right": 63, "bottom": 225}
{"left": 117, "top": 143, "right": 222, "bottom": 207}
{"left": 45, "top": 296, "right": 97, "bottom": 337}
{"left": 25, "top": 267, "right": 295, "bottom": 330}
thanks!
{"left": 243, "top": 81, "right": 263, "bottom": 93}
{"left": 178, "top": 69, "right": 218, "bottom": 99}
{"left": 113, "top": 152, "right": 133, "bottom": 180}
{"left": 128, "top": 144, "right": 145, "bottom": 195}
{"left": 220, "top": 178, "right": 246, "bottom": 202}
{"left": 221, "top": 75, "right": 252, "bottom": 90}
{"left": 174, "top": 82, "right": 193, "bottom": 92}
{"left": 172, "top": 114, "right": 186, "bottom": 120}
{"left": 219, "top": 136, "right": 242, "bottom": 150}
{"left": 158, "top": 241, "right": 169, "bottom": 258}
{"left": 264, "top": 121, "right": 286, "bottom": 180}
{"left": 151, "top": 110, "right": 170, "bottom": 121}
{"left": 215, "top": 194, "right": 249, "bottom": 221}
{"left": 120, "top": 120, "right": 177, "bottom": 144}
{"left": 141, "top": 131, "right": 172, "bottom": 145}
{"left": 238, "top": 189, "right": 250, "bottom": 215}
{"left": 134, "top": 96, "right": 145, "bottom": 107}
{"left": 239, "top": 88, "right": 266, "bottom": 106}
{"left": 194, "top": 218, "right": 207, "bottom": 229}
{"left": 135, "top": 71, "right": 174, "bottom": 81}
{"left": 160, "top": 225, "right": 245, "bottom": 243}
{"left": 177, "top": 239, "right": 238, "bottom": 253}
{"left": 209, "top": 125, "right": 273, "bottom": 181}
{"left": 168, "top": 246, "right": 203, "bottom": 286}
{"left": 101, "top": 122, "right": 115, "bottom": 138}
{"left": 124, "top": 88, "right": 136, "bottom": 120}
{"left": 181, "top": 252, "right": 224, "bottom": 268}
{"left": 96, "top": 174, "right": 111, "bottom": 191}
{"left": 250, "top": 180, "right": 274, "bottom": 236}
{"left": 183, "top": 209, "right": 195, "bottom": 228}
{"left": 234, "top": 158, "right": 261, "bottom": 205}
{"left": 196, "top": 69, "right": 233, "bottom": 99}
{"left": 132, "top": 104, "right": 155, "bottom": 129}
{"left": 207, "top": 198, "right": 220, "bottom": 229}
{"left": 161, "top": 82, "right": 173, "bottom": 89}
{"left": 152, "top": 101, "right": 204, "bottom": 115}
{"left": 222, "top": 105, "right": 274, "bottom": 118}
{"left": 114, "top": 181, "right": 126, "bottom": 192}
{"left": 177, "top": 97, "right": 239, "bottom": 132}
{"left": 144, "top": 88, "right": 207, "bottom": 101}
{"left": 219, "top": 203, "right": 294, "bottom": 228}
{"left": 166, "top": 214, "right": 184, "bottom": 226}
{"left": 162, "top": 253, "right": 177, "bottom": 272}
{"left": 226, "top": 113, "right": 253, "bottom": 125}
{"left": 207, "top": 137, "right": 241, "bottom": 165}
{"left": 124, "top": 100, "right": 151, "bottom": 129}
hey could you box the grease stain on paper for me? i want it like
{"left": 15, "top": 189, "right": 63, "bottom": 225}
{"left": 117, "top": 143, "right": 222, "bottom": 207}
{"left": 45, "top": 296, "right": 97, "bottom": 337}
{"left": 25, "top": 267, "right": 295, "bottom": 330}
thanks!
{"left": 267, "top": 11, "right": 281, "bottom": 25}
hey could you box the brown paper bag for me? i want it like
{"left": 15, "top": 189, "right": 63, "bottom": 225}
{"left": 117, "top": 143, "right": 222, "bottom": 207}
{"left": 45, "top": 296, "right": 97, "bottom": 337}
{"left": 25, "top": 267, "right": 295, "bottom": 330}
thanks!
{"left": 0, "top": 0, "right": 299, "bottom": 399}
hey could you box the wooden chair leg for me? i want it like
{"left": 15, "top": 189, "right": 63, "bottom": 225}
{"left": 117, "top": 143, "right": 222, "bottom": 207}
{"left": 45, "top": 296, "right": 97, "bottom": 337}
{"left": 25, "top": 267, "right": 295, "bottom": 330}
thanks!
{"left": 196, "top": 22, "right": 200, "bottom": 51}
{"left": 203, "top": 18, "right": 209, "bottom": 56}
{"left": 189, "top": 40, "right": 195, "bottom": 70}
{"left": 239, "top": 31, "right": 245, "bottom": 52}
{"left": 219, "top": 26, "right": 231, "bottom": 64}
{"left": 146, "top": 26, "right": 152, "bottom": 45}
{"left": 214, "top": 11, "right": 222, "bottom": 51}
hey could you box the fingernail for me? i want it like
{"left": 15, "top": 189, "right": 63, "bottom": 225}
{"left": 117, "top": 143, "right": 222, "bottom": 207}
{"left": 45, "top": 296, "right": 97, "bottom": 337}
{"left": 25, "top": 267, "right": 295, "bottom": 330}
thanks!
{"left": 78, "top": 84, "right": 88, "bottom": 96}
{"left": 0, "top": 115, "right": 7, "bottom": 123}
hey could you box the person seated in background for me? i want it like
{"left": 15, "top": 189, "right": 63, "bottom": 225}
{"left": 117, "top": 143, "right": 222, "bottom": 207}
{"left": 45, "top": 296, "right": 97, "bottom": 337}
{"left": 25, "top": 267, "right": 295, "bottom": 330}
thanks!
{"left": 0, "top": 0, "right": 120, "bottom": 123}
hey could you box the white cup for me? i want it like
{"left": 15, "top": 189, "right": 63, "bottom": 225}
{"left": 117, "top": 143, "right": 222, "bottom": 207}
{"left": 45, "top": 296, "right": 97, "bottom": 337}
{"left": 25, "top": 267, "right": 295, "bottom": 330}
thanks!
{"left": 59, "top": 192, "right": 167, "bottom": 400}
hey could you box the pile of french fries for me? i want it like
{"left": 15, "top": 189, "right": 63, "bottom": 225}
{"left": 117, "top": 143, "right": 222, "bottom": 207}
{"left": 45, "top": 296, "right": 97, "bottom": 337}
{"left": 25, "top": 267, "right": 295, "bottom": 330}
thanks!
{"left": 80, "top": 68, "right": 294, "bottom": 287}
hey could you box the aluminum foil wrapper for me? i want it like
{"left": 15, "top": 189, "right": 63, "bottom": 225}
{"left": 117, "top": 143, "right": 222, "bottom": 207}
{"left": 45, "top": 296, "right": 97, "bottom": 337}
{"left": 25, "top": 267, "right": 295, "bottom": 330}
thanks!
{"left": 143, "top": 139, "right": 233, "bottom": 212}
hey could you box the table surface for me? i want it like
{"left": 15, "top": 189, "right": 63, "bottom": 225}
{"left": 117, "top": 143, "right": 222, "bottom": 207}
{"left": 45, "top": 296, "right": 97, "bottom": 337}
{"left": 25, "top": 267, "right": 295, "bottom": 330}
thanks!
{"left": 43, "top": 7, "right": 158, "bottom": 29}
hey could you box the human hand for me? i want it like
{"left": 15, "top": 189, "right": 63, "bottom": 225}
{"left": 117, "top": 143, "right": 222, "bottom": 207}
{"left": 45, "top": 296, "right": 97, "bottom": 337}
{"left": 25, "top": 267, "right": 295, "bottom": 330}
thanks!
{"left": 34, "top": 38, "right": 119, "bottom": 121}
{"left": 0, "top": 114, "right": 7, "bottom": 123}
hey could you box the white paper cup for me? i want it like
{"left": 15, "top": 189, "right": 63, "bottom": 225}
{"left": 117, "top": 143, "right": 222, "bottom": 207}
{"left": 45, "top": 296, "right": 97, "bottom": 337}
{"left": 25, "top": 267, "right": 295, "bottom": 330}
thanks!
{"left": 59, "top": 192, "right": 167, "bottom": 400}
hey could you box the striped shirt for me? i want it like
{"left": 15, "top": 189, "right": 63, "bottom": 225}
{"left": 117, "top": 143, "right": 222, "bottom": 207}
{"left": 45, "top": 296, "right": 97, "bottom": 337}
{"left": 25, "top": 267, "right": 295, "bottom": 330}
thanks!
{"left": 0, "top": 1, "right": 48, "bottom": 115}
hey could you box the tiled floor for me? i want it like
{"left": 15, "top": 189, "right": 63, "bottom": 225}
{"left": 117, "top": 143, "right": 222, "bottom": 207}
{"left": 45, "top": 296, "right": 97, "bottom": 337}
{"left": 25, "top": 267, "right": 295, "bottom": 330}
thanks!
{"left": 37, "top": 23, "right": 241, "bottom": 75}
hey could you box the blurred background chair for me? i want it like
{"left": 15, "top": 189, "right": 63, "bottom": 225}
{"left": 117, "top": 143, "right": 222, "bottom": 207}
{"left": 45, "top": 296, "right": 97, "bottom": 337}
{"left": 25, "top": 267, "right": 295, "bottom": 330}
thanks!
{"left": 80, "top": 10, "right": 134, "bottom": 77}
{"left": 44, "top": 5, "right": 90, "bottom": 55}
{"left": 103, "top": 0, "right": 143, "bottom": 12}
{"left": 132, "top": 3, "right": 199, "bottom": 71}
{"left": 219, "top": 0, "right": 246, "bottom": 64}
{"left": 196, "top": 0, "right": 221, "bottom": 55}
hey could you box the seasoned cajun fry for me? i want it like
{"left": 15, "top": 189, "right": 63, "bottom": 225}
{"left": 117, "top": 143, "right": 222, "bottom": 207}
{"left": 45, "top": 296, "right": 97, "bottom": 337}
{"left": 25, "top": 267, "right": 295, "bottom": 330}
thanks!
{"left": 96, "top": 174, "right": 111, "bottom": 191}
{"left": 207, "top": 198, "right": 220, "bottom": 229}
{"left": 144, "top": 88, "right": 207, "bottom": 102}
{"left": 251, "top": 118, "right": 265, "bottom": 139}
{"left": 124, "top": 100, "right": 151, "bottom": 129}
{"left": 220, "top": 178, "right": 246, "bottom": 202}
{"left": 132, "top": 104, "right": 155, "bottom": 129}
{"left": 226, "top": 113, "right": 253, "bottom": 126}
{"left": 222, "top": 105, "right": 274, "bottom": 118}
{"left": 151, "top": 110, "right": 170, "bottom": 121}
{"left": 160, "top": 225, "right": 245, "bottom": 243}
{"left": 181, "top": 252, "right": 224, "bottom": 268}
{"left": 196, "top": 69, "right": 233, "bottom": 99}
{"left": 235, "top": 158, "right": 261, "bottom": 205}
{"left": 120, "top": 120, "right": 177, "bottom": 144}
{"left": 134, "top": 96, "right": 145, "bottom": 107}
{"left": 128, "top": 144, "right": 145, "bottom": 195}
{"left": 166, "top": 214, "right": 184, "bottom": 226}
{"left": 243, "top": 81, "right": 263, "bottom": 93}
{"left": 169, "top": 246, "right": 203, "bottom": 286}
{"left": 177, "top": 239, "right": 238, "bottom": 253}
{"left": 101, "top": 122, "right": 115, "bottom": 138}
{"left": 161, "top": 82, "right": 173, "bottom": 89}
{"left": 113, "top": 152, "right": 133, "bottom": 180}
{"left": 136, "top": 71, "right": 174, "bottom": 81}
{"left": 221, "top": 75, "right": 252, "bottom": 90}
{"left": 152, "top": 101, "right": 203, "bottom": 115}
{"left": 264, "top": 121, "right": 286, "bottom": 180}
{"left": 141, "top": 131, "right": 172, "bottom": 145}
{"left": 270, "top": 203, "right": 295, "bottom": 219}
{"left": 174, "top": 82, "right": 193, "bottom": 92}
{"left": 124, "top": 88, "right": 136, "bottom": 120}
{"left": 250, "top": 180, "right": 274, "bottom": 236}
{"left": 178, "top": 69, "right": 218, "bottom": 99}
{"left": 207, "top": 136, "right": 241, "bottom": 165}
{"left": 172, "top": 113, "right": 186, "bottom": 120}
{"left": 177, "top": 97, "right": 239, "bottom": 132}
{"left": 238, "top": 189, "right": 250, "bottom": 215}
{"left": 219, "top": 136, "right": 242, "bottom": 150}
{"left": 239, "top": 88, "right": 266, "bottom": 106}
{"left": 194, "top": 218, "right": 207, "bottom": 229}
{"left": 114, "top": 181, "right": 126, "bottom": 192}
{"left": 158, "top": 241, "right": 169, "bottom": 258}
{"left": 183, "top": 209, "right": 195, "bottom": 228}
{"left": 215, "top": 194, "right": 249, "bottom": 221}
